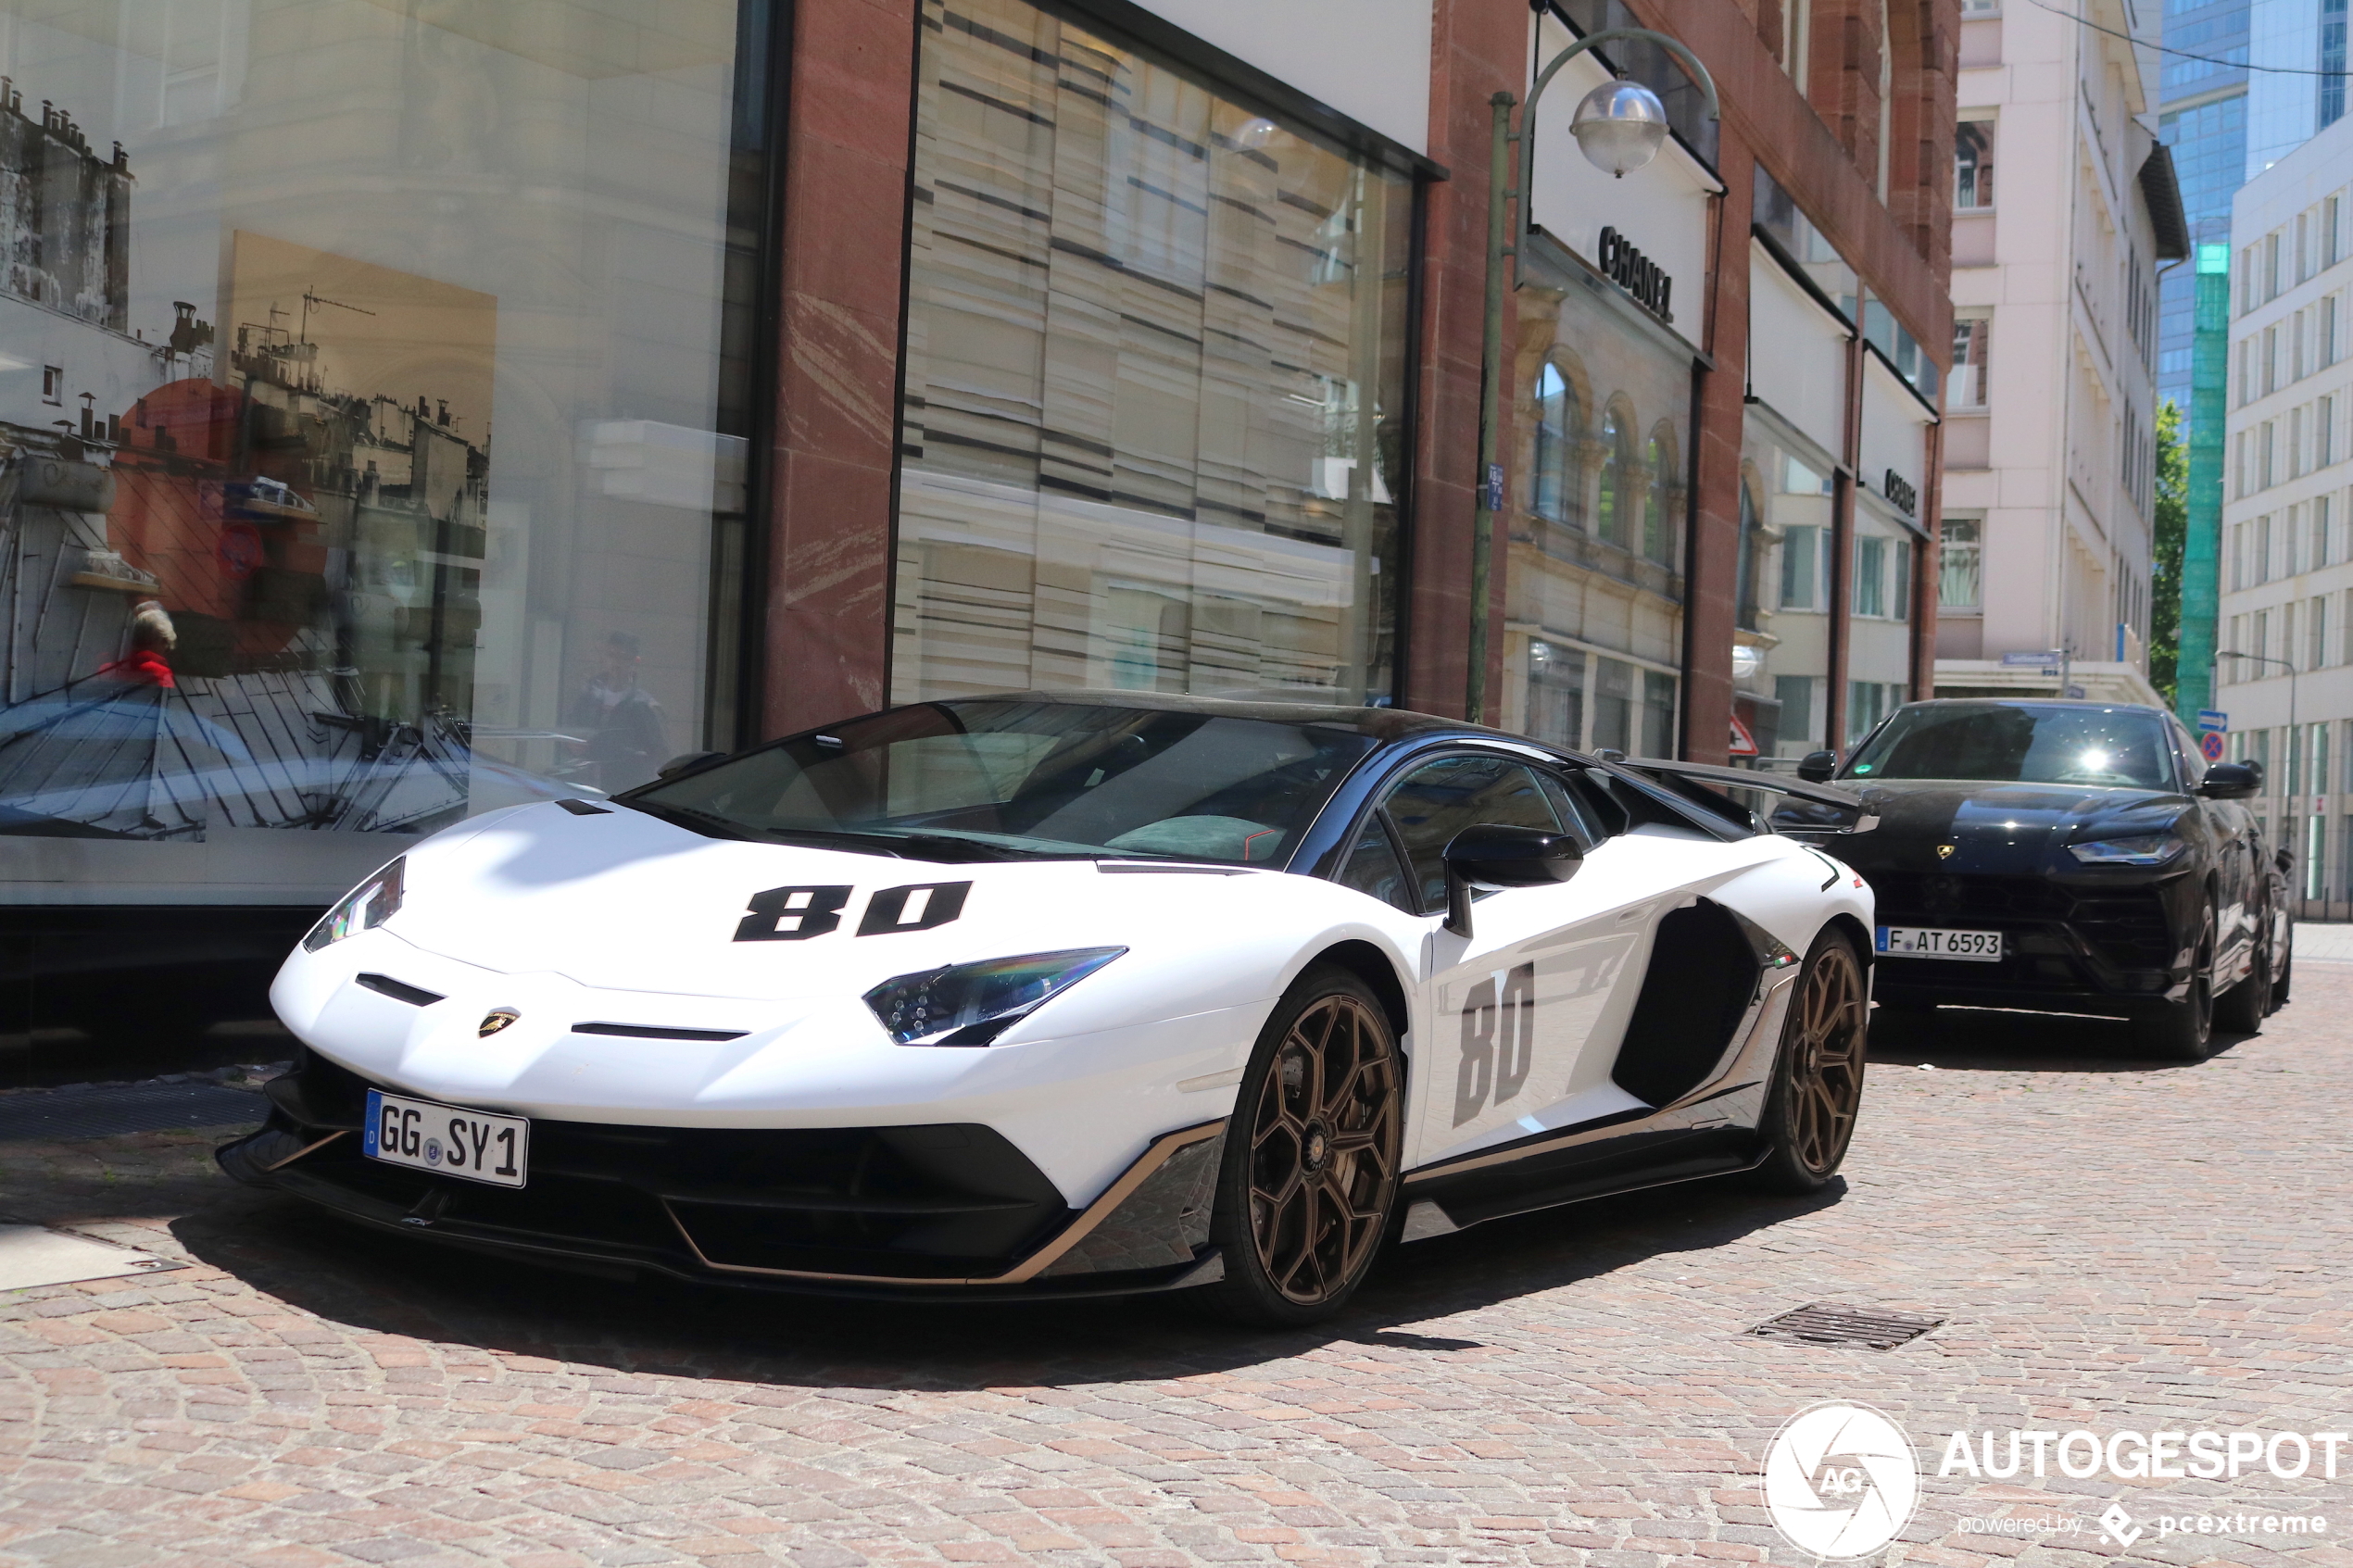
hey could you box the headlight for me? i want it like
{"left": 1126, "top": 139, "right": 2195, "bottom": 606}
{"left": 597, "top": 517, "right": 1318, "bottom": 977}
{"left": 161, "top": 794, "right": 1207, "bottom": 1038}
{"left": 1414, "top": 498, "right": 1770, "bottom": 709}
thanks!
{"left": 2067, "top": 834, "right": 2185, "bottom": 867}
{"left": 303, "top": 858, "right": 406, "bottom": 951}
{"left": 864, "top": 947, "right": 1126, "bottom": 1046}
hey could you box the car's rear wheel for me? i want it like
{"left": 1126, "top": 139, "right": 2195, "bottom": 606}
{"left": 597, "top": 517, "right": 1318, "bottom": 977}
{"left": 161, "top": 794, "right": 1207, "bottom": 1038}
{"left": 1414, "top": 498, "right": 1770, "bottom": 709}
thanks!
{"left": 2141, "top": 899, "right": 2217, "bottom": 1060}
{"left": 2214, "top": 896, "right": 2275, "bottom": 1035}
{"left": 1195, "top": 966, "right": 1402, "bottom": 1326}
{"left": 1744, "top": 929, "right": 1868, "bottom": 1195}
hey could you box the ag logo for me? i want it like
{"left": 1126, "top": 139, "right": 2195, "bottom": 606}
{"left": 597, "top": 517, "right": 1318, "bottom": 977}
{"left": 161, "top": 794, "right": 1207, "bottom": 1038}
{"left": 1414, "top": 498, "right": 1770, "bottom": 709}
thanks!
{"left": 1935, "top": 843, "right": 1957, "bottom": 859}
{"left": 1762, "top": 1401, "right": 1919, "bottom": 1560}
{"left": 478, "top": 1008, "right": 521, "bottom": 1038}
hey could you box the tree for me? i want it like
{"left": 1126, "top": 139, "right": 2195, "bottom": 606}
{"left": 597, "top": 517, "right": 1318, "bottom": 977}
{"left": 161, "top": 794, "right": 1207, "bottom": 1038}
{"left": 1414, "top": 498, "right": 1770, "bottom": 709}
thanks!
{"left": 2150, "top": 398, "right": 2186, "bottom": 706}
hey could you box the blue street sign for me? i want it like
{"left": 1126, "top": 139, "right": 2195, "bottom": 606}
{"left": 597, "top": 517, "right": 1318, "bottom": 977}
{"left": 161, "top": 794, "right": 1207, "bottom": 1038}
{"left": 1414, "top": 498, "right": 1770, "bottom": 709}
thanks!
{"left": 2196, "top": 709, "right": 2228, "bottom": 733}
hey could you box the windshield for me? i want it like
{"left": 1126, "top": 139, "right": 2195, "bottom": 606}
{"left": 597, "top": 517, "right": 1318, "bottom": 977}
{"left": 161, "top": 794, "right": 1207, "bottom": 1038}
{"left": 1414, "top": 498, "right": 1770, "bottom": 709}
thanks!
{"left": 627, "top": 700, "right": 1379, "bottom": 863}
{"left": 1843, "top": 704, "right": 2176, "bottom": 790}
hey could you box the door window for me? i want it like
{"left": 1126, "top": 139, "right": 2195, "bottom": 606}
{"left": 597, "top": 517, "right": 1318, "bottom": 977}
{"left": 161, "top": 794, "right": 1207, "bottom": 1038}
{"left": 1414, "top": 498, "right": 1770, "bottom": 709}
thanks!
{"left": 1335, "top": 823, "right": 1416, "bottom": 911}
{"left": 1380, "top": 756, "right": 1563, "bottom": 914}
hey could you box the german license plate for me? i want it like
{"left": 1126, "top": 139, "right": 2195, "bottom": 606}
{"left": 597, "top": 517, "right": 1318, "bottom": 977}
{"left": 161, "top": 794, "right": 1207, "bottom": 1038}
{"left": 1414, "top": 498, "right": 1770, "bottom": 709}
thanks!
{"left": 363, "top": 1088, "right": 529, "bottom": 1187}
{"left": 1876, "top": 925, "right": 2003, "bottom": 962}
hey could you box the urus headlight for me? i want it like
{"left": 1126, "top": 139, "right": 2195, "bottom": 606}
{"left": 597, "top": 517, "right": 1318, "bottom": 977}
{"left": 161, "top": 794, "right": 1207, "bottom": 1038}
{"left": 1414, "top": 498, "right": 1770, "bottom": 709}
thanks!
{"left": 2067, "top": 834, "right": 2186, "bottom": 867}
{"left": 303, "top": 858, "right": 406, "bottom": 951}
{"left": 864, "top": 947, "right": 1126, "bottom": 1046}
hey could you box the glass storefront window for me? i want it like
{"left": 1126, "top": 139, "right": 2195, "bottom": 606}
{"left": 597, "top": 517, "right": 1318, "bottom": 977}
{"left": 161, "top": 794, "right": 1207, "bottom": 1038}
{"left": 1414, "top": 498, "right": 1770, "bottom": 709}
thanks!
{"left": 1504, "top": 251, "right": 1691, "bottom": 752}
{"left": 1743, "top": 414, "right": 1836, "bottom": 759}
{"left": 894, "top": 0, "right": 1414, "bottom": 706}
{"left": 0, "top": 2, "right": 765, "bottom": 897}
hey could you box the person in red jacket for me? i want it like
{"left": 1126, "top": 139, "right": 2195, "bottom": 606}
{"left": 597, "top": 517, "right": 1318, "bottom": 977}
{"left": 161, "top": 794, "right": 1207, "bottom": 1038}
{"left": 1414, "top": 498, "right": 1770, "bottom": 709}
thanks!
{"left": 94, "top": 599, "right": 178, "bottom": 688}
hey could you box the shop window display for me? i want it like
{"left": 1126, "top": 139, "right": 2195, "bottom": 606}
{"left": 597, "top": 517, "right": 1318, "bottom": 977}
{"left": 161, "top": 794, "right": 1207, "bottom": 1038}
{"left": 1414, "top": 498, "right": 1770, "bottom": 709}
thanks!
{"left": 0, "top": 1, "right": 766, "bottom": 897}
{"left": 1501, "top": 255, "right": 1689, "bottom": 753}
{"left": 893, "top": 0, "right": 1414, "bottom": 705}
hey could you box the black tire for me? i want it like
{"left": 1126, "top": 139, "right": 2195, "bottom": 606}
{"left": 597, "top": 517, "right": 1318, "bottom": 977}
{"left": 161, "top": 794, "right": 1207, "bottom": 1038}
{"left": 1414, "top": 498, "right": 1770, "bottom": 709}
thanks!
{"left": 1192, "top": 965, "right": 1403, "bottom": 1326}
{"left": 2214, "top": 898, "right": 2273, "bottom": 1035}
{"left": 1744, "top": 928, "right": 1869, "bottom": 1196}
{"left": 2141, "top": 899, "right": 2218, "bottom": 1060}
{"left": 2271, "top": 912, "right": 2295, "bottom": 1010}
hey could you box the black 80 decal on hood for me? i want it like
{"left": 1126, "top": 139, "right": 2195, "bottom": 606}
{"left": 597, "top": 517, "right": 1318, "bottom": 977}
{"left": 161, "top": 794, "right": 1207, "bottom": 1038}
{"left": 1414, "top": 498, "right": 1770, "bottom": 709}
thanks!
{"left": 733, "top": 883, "right": 973, "bottom": 942}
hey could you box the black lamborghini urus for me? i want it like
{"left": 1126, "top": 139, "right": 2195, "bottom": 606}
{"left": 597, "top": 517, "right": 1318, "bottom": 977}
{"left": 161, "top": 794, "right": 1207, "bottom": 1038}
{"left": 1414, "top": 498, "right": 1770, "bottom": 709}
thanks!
{"left": 1776, "top": 699, "right": 2291, "bottom": 1060}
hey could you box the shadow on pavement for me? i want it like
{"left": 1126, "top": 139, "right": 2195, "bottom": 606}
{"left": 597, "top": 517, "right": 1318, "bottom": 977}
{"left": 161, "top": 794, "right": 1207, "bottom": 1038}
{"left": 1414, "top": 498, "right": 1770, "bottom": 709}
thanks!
{"left": 168, "top": 1171, "right": 1846, "bottom": 1389}
{"left": 1865, "top": 1002, "right": 2256, "bottom": 1072}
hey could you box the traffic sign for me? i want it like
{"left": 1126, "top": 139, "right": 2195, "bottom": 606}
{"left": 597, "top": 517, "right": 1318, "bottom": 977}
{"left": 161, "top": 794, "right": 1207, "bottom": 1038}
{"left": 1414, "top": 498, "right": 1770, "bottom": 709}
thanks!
{"left": 1729, "top": 714, "right": 1759, "bottom": 759}
{"left": 2197, "top": 709, "right": 2228, "bottom": 733}
{"left": 2198, "top": 731, "right": 2227, "bottom": 763}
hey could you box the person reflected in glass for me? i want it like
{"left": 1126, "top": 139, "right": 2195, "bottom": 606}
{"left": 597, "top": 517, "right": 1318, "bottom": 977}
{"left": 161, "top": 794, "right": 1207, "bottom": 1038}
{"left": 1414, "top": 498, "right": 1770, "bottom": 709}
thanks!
{"left": 94, "top": 600, "right": 178, "bottom": 689}
{"left": 569, "top": 630, "right": 664, "bottom": 789}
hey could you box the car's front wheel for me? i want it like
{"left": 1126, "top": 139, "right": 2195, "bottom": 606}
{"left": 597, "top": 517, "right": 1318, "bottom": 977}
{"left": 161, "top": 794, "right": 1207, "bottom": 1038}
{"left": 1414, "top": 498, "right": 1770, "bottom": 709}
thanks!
{"left": 1195, "top": 966, "right": 1403, "bottom": 1326}
{"left": 2214, "top": 897, "right": 2274, "bottom": 1035}
{"left": 1745, "top": 928, "right": 1868, "bottom": 1195}
{"left": 2141, "top": 899, "right": 2217, "bottom": 1060}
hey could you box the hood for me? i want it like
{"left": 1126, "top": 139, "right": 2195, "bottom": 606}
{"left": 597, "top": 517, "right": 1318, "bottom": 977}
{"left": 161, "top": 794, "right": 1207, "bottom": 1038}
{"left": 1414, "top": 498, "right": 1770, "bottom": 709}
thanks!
{"left": 1835, "top": 779, "right": 2189, "bottom": 874}
{"left": 368, "top": 799, "right": 1307, "bottom": 1003}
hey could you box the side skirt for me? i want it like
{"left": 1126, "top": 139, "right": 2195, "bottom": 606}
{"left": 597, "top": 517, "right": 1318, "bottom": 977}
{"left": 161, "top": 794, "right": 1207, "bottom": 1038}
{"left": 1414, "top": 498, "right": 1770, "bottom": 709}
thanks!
{"left": 1398, "top": 1144, "right": 1770, "bottom": 1241}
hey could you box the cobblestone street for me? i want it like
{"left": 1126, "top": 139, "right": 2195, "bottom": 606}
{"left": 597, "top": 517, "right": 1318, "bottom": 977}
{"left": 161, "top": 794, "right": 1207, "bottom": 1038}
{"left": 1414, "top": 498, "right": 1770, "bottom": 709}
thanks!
{"left": 3, "top": 962, "right": 2350, "bottom": 1568}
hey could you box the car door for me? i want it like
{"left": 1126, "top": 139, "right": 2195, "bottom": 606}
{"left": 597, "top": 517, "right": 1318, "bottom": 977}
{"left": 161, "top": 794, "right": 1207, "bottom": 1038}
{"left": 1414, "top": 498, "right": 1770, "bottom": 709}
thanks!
{"left": 1340, "top": 751, "right": 1665, "bottom": 1169}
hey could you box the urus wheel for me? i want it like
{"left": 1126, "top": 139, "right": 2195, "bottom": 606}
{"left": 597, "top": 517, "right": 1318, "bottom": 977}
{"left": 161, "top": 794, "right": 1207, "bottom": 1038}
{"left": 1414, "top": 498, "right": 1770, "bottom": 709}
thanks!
{"left": 2141, "top": 899, "right": 2218, "bottom": 1060}
{"left": 1746, "top": 929, "right": 1868, "bottom": 1194}
{"left": 1196, "top": 966, "right": 1403, "bottom": 1325}
{"left": 2213, "top": 898, "right": 2273, "bottom": 1035}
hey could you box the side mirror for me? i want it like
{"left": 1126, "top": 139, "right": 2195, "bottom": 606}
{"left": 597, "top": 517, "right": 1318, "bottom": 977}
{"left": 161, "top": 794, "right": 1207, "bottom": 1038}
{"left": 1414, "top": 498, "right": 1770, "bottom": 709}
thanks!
{"left": 1440, "top": 824, "right": 1584, "bottom": 937}
{"left": 657, "top": 750, "right": 727, "bottom": 781}
{"left": 1796, "top": 750, "right": 1839, "bottom": 784}
{"left": 2198, "top": 761, "right": 2260, "bottom": 800}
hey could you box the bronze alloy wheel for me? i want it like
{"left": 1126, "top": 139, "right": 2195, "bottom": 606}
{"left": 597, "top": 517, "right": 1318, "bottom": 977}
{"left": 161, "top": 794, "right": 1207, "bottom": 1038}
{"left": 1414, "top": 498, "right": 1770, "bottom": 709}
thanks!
{"left": 1749, "top": 932, "right": 1870, "bottom": 1194}
{"left": 1245, "top": 992, "right": 1402, "bottom": 1307}
{"left": 1785, "top": 941, "right": 1867, "bottom": 1175}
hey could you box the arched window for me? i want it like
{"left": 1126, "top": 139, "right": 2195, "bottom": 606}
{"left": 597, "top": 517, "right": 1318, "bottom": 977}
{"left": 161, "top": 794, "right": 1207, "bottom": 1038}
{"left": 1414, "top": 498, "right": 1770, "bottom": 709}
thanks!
{"left": 1642, "top": 424, "right": 1679, "bottom": 565}
{"left": 1596, "top": 400, "right": 1637, "bottom": 548}
{"left": 1530, "top": 359, "right": 1582, "bottom": 526}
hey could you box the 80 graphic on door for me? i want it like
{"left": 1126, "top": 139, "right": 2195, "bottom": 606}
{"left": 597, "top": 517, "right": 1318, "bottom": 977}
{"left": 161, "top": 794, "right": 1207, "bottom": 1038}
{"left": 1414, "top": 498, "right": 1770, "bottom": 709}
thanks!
{"left": 1413, "top": 908, "right": 1652, "bottom": 1166}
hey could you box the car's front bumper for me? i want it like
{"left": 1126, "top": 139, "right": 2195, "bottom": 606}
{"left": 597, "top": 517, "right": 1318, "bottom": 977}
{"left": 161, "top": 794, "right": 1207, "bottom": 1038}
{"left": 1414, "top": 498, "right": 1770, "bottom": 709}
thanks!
{"left": 220, "top": 1051, "right": 1230, "bottom": 1301}
{"left": 1865, "top": 869, "right": 2189, "bottom": 1016}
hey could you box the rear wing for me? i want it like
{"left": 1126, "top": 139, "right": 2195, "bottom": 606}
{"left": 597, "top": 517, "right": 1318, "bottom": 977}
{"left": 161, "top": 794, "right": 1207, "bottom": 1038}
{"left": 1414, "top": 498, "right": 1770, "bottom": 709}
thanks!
{"left": 1604, "top": 756, "right": 1876, "bottom": 838}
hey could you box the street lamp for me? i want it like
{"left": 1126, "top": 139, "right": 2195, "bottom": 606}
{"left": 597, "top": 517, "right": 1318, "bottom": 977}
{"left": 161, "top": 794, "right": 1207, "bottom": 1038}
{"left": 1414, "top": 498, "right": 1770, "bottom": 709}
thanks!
{"left": 2213, "top": 647, "right": 2296, "bottom": 796}
{"left": 1468, "top": 31, "right": 1718, "bottom": 724}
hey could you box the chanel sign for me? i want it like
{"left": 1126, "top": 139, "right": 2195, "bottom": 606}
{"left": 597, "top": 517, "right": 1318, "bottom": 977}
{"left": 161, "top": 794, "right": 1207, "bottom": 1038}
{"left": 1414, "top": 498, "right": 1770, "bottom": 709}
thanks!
{"left": 1883, "top": 469, "right": 1918, "bottom": 517}
{"left": 1597, "top": 226, "right": 1673, "bottom": 324}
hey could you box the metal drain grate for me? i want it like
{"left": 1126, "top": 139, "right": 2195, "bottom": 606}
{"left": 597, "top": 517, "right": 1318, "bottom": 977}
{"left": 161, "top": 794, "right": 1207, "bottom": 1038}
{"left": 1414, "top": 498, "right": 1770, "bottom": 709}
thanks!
{"left": 1750, "top": 1302, "right": 1944, "bottom": 1349}
{"left": 0, "top": 1084, "right": 265, "bottom": 1143}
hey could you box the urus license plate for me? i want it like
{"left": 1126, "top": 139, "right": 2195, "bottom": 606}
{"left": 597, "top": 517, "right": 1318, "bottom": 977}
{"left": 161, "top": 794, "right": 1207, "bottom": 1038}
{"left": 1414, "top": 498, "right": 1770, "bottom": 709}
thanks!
{"left": 1876, "top": 925, "right": 2004, "bottom": 962}
{"left": 363, "top": 1088, "right": 529, "bottom": 1187}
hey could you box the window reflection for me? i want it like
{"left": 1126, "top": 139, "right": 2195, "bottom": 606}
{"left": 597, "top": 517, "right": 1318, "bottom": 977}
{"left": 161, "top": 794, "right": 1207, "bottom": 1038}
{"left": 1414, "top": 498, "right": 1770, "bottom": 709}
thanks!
{"left": 0, "top": 2, "right": 759, "bottom": 871}
{"left": 894, "top": 0, "right": 1412, "bottom": 706}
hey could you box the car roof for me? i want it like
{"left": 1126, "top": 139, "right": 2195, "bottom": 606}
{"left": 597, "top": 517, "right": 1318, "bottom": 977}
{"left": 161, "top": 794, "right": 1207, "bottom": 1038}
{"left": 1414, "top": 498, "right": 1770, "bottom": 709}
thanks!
{"left": 940, "top": 689, "right": 1541, "bottom": 746}
{"left": 1895, "top": 697, "right": 2171, "bottom": 716}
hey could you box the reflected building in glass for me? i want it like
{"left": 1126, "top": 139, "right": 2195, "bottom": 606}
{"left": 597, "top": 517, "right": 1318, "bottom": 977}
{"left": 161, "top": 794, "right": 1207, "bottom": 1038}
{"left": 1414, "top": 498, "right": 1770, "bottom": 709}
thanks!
{"left": 0, "top": 0, "right": 1960, "bottom": 1047}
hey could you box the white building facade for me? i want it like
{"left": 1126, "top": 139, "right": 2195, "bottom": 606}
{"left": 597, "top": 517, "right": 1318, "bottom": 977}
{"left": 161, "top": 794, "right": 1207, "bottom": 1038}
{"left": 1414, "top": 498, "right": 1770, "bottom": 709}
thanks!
{"left": 1934, "top": 0, "right": 2180, "bottom": 707}
{"left": 2219, "top": 110, "right": 2353, "bottom": 908}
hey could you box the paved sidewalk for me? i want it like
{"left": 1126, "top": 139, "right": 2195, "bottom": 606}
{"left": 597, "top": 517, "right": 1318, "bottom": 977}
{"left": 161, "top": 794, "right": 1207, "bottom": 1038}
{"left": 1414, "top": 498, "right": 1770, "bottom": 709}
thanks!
{"left": 2, "top": 976, "right": 2350, "bottom": 1567}
{"left": 2290, "top": 922, "right": 2353, "bottom": 962}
